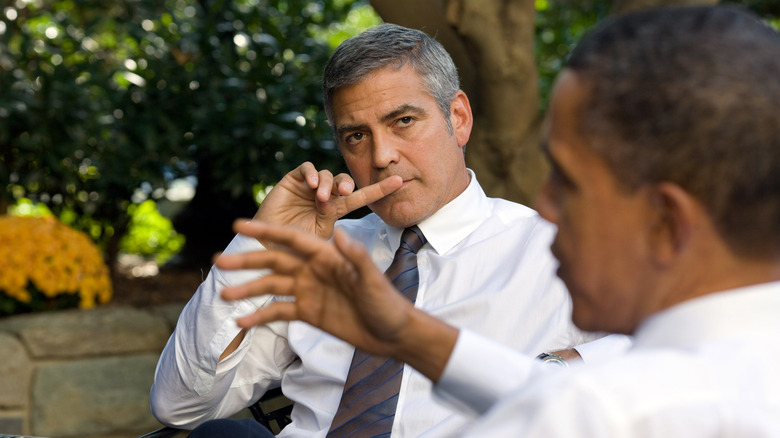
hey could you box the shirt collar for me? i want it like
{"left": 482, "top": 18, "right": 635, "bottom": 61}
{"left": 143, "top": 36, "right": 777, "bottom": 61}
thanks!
{"left": 381, "top": 169, "right": 492, "bottom": 256}
{"left": 633, "top": 280, "right": 780, "bottom": 349}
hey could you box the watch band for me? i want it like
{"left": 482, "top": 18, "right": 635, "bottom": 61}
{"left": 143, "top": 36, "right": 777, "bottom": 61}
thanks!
{"left": 536, "top": 352, "right": 569, "bottom": 367}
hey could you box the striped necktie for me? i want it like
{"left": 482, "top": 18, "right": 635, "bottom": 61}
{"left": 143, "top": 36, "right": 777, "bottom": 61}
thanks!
{"left": 327, "top": 226, "right": 427, "bottom": 437}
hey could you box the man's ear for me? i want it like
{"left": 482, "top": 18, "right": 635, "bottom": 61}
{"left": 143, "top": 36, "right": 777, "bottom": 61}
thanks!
{"left": 647, "top": 182, "right": 698, "bottom": 266}
{"left": 450, "top": 90, "right": 473, "bottom": 147}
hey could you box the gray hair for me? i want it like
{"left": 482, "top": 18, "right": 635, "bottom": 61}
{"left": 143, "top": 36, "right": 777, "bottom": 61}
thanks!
{"left": 566, "top": 5, "right": 780, "bottom": 258}
{"left": 323, "top": 23, "right": 460, "bottom": 133}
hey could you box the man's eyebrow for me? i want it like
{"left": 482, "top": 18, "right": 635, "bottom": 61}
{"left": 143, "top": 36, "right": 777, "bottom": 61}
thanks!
{"left": 335, "top": 122, "right": 368, "bottom": 137}
{"left": 381, "top": 104, "right": 427, "bottom": 124}
{"left": 335, "top": 104, "right": 428, "bottom": 137}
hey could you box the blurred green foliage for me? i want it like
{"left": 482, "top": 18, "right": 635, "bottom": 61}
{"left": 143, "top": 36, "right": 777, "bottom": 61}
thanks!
{"left": 9, "top": 197, "right": 53, "bottom": 217}
{"left": 0, "top": 0, "right": 375, "bottom": 266}
{"left": 10, "top": 196, "right": 182, "bottom": 264}
{"left": 120, "top": 200, "right": 185, "bottom": 264}
{"left": 533, "top": 0, "right": 780, "bottom": 111}
{"left": 534, "top": 0, "right": 610, "bottom": 111}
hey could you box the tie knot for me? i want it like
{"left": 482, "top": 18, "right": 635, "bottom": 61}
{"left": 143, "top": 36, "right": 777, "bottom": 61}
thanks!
{"left": 400, "top": 226, "right": 426, "bottom": 254}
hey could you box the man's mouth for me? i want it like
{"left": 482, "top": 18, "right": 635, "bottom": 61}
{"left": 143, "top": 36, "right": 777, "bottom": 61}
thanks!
{"left": 375, "top": 176, "right": 412, "bottom": 192}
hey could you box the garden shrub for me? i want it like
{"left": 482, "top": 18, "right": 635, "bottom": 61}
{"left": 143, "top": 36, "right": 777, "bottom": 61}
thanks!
{"left": 0, "top": 215, "right": 112, "bottom": 316}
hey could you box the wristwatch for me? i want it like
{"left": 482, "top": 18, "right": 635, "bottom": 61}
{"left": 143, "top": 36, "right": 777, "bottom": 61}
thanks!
{"left": 536, "top": 352, "right": 569, "bottom": 367}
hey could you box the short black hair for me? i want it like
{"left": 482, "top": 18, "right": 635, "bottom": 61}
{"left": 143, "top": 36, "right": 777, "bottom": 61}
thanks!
{"left": 567, "top": 5, "right": 780, "bottom": 258}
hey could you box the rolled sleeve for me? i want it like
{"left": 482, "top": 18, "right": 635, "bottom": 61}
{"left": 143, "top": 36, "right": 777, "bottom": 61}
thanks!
{"left": 151, "top": 234, "right": 296, "bottom": 428}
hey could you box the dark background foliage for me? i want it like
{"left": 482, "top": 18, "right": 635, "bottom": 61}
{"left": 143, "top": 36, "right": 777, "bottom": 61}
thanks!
{"left": 1, "top": 0, "right": 777, "bottom": 274}
{"left": 1, "top": 0, "right": 369, "bottom": 270}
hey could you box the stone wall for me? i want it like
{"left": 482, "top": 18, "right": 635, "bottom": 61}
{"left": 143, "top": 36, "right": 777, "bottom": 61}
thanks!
{"left": 0, "top": 303, "right": 185, "bottom": 438}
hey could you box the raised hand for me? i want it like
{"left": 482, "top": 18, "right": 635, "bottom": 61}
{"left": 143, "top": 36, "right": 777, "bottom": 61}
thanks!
{"left": 218, "top": 220, "right": 412, "bottom": 355}
{"left": 254, "top": 162, "right": 402, "bottom": 239}
{"left": 217, "top": 221, "right": 459, "bottom": 380}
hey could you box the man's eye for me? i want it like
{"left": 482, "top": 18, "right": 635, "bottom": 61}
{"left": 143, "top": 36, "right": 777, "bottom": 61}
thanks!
{"left": 549, "top": 168, "right": 563, "bottom": 184}
{"left": 346, "top": 132, "right": 364, "bottom": 144}
{"left": 398, "top": 116, "right": 413, "bottom": 126}
{"left": 549, "top": 166, "right": 575, "bottom": 192}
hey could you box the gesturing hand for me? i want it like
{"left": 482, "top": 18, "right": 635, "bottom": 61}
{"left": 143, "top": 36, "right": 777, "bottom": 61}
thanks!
{"left": 217, "top": 220, "right": 415, "bottom": 356}
{"left": 254, "top": 162, "right": 402, "bottom": 239}
{"left": 217, "top": 220, "right": 460, "bottom": 380}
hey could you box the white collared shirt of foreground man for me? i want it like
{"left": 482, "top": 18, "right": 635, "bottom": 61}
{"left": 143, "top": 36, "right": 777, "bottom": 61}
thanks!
{"left": 443, "top": 282, "right": 780, "bottom": 437}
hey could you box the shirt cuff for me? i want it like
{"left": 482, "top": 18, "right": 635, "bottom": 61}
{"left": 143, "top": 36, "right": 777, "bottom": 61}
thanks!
{"left": 574, "top": 334, "right": 634, "bottom": 364}
{"left": 433, "top": 329, "right": 541, "bottom": 416}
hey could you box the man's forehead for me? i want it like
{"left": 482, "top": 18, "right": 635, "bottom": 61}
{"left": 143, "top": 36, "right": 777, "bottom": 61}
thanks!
{"left": 541, "top": 70, "right": 605, "bottom": 176}
{"left": 331, "top": 68, "right": 433, "bottom": 124}
{"left": 547, "top": 71, "right": 592, "bottom": 135}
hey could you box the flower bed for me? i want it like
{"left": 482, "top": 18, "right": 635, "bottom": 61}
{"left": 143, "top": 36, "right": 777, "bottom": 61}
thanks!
{"left": 0, "top": 215, "right": 112, "bottom": 316}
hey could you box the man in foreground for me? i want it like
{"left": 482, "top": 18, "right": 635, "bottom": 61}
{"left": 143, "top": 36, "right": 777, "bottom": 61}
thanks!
{"left": 151, "top": 23, "right": 623, "bottom": 436}
{"left": 216, "top": 5, "right": 780, "bottom": 435}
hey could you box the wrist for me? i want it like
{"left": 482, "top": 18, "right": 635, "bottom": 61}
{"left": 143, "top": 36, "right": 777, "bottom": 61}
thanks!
{"left": 391, "top": 308, "right": 459, "bottom": 383}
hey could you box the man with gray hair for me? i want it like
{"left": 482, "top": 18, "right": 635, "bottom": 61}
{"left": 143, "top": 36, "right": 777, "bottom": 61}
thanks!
{"left": 151, "top": 23, "right": 624, "bottom": 437}
{"left": 211, "top": 5, "right": 780, "bottom": 436}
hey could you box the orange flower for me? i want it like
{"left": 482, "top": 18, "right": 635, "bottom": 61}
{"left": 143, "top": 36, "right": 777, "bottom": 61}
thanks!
{"left": 0, "top": 215, "right": 113, "bottom": 314}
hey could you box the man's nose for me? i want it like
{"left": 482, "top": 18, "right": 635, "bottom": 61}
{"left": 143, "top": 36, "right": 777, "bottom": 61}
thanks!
{"left": 371, "top": 134, "right": 400, "bottom": 168}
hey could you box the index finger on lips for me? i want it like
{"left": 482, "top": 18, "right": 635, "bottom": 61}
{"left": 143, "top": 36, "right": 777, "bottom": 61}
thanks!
{"left": 343, "top": 175, "right": 403, "bottom": 213}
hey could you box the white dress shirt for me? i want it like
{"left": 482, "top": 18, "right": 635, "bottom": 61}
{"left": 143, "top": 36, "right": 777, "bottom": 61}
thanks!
{"left": 151, "top": 171, "right": 613, "bottom": 436}
{"left": 437, "top": 281, "right": 780, "bottom": 437}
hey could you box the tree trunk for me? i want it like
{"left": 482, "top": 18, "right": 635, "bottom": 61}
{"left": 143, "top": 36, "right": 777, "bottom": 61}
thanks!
{"left": 371, "top": 0, "right": 721, "bottom": 206}
{"left": 168, "top": 156, "right": 259, "bottom": 273}
{"left": 105, "top": 219, "right": 129, "bottom": 276}
{"left": 0, "top": 196, "right": 9, "bottom": 215}
{"left": 371, "top": 0, "right": 544, "bottom": 206}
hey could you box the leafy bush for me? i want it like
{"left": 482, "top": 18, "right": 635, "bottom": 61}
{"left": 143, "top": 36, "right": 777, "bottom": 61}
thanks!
{"left": 0, "top": 0, "right": 376, "bottom": 268}
{"left": 120, "top": 200, "right": 185, "bottom": 264}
